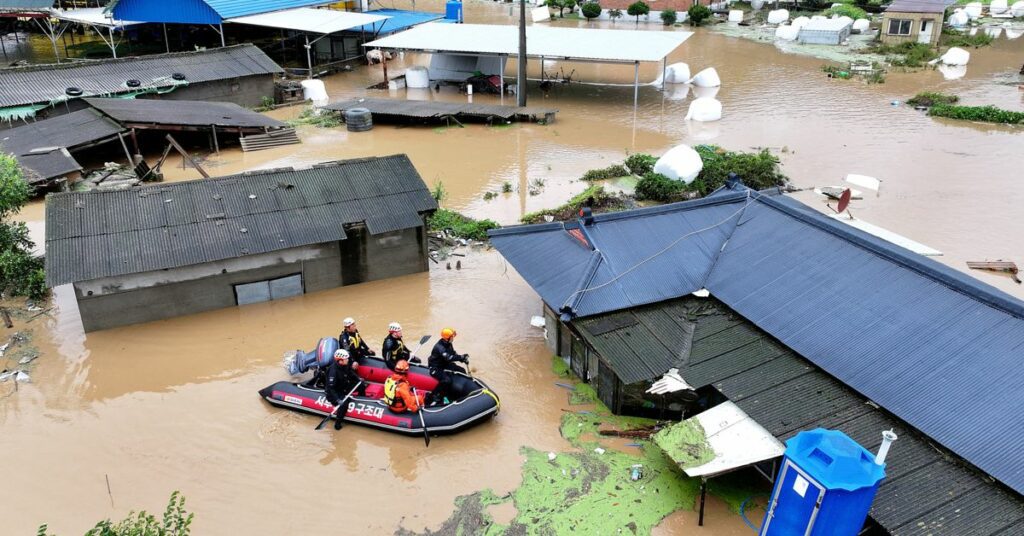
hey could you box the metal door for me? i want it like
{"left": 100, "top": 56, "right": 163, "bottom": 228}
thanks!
{"left": 760, "top": 460, "right": 827, "bottom": 536}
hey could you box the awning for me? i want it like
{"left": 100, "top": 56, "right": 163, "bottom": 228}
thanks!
{"left": 364, "top": 23, "right": 693, "bottom": 64}
{"left": 227, "top": 7, "right": 389, "bottom": 34}
{"left": 654, "top": 401, "right": 784, "bottom": 478}
{"left": 49, "top": 7, "right": 143, "bottom": 29}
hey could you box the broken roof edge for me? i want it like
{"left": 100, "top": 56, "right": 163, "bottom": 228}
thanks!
{"left": 751, "top": 194, "right": 1024, "bottom": 321}
{"left": 0, "top": 44, "right": 282, "bottom": 74}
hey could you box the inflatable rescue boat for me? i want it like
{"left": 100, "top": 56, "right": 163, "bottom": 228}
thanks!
{"left": 259, "top": 337, "right": 500, "bottom": 436}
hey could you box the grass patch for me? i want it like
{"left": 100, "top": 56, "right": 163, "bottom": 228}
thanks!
{"left": 520, "top": 185, "right": 628, "bottom": 224}
{"left": 941, "top": 28, "right": 994, "bottom": 48}
{"left": 906, "top": 92, "right": 959, "bottom": 107}
{"left": 869, "top": 42, "right": 938, "bottom": 68}
{"left": 287, "top": 107, "right": 341, "bottom": 128}
{"left": 581, "top": 164, "right": 629, "bottom": 181}
{"left": 427, "top": 208, "right": 500, "bottom": 241}
{"left": 928, "top": 104, "right": 1024, "bottom": 124}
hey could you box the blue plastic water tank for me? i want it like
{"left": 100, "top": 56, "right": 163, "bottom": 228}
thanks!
{"left": 445, "top": 0, "right": 463, "bottom": 22}
{"left": 760, "top": 429, "right": 886, "bottom": 536}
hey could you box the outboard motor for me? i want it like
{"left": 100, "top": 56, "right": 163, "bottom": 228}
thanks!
{"left": 284, "top": 337, "right": 339, "bottom": 376}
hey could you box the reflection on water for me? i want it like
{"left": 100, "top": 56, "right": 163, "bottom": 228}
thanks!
{"left": 3, "top": 0, "right": 1024, "bottom": 532}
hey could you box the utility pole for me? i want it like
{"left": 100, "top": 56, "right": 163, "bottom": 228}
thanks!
{"left": 517, "top": 0, "right": 527, "bottom": 106}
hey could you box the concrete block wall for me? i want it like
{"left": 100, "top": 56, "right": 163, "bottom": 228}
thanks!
{"left": 339, "top": 223, "right": 429, "bottom": 285}
{"left": 150, "top": 75, "right": 276, "bottom": 108}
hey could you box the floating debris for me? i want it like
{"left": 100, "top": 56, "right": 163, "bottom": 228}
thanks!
{"left": 967, "top": 260, "right": 1021, "bottom": 283}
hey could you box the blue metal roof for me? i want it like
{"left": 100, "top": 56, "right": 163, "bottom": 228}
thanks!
{"left": 359, "top": 9, "right": 446, "bottom": 35}
{"left": 490, "top": 184, "right": 1024, "bottom": 497}
{"left": 112, "top": 0, "right": 331, "bottom": 24}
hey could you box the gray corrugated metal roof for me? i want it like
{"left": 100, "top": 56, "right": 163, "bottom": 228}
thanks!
{"left": 0, "top": 44, "right": 281, "bottom": 109}
{"left": 601, "top": 296, "right": 1024, "bottom": 535}
{"left": 886, "top": 0, "right": 952, "bottom": 13}
{"left": 84, "top": 98, "right": 287, "bottom": 129}
{"left": 490, "top": 184, "right": 1024, "bottom": 498}
{"left": 0, "top": 108, "right": 125, "bottom": 183}
{"left": 44, "top": 154, "right": 435, "bottom": 286}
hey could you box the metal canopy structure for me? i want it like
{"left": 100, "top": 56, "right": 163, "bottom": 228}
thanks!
{"left": 365, "top": 23, "right": 693, "bottom": 104}
{"left": 48, "top": 8, "right": 143, "bottom": 59}
{"left": 228, "top": 7, "right": 389, "bottom": 78}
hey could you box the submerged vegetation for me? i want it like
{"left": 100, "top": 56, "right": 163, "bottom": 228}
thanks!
{"left": 941, "top": 28, "right": 994, "bottom": 48}
{"left": 580, "top": 164, "right": 629, "bottom": 181}
{"left": 521, "top": 185, "right": 628, "bottom": 224}
{"left": 39, "top": 492, "right": 193, "bottom": 536}
{"left": 0, "top": 155, "right": 47, "bottom": 300}
{"left": 907, "top": 92, "right": 960, "bottom": 107}
{"left": 869, "top": 42, "right": 938, "bottom": 68}
{"left": 428, "top": 209, "right": 501, "bottom": 241}
{"left": 287, "top": 107, "right": 342, "bottom": 128}
{"left": 929, "top": 104, "right": 1024, "bottom": 125}
{"left": 624, "top": 153, "right": 657, "bottom": 175}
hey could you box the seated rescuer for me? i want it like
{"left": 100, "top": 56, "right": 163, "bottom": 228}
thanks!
{"left": 383, "top": 360, "right": 422, "bottom": 413}
{"left": 325, "top": 349, "right": 363, "bottom": 430}
{"left": 426, "top": 328, "right": 468, "bottom": 407}
{"left": 339, "top": 317, "right": 374, "bottom": 361}
{"left": 382, "top": 322, "right": 417, "bottom": 369}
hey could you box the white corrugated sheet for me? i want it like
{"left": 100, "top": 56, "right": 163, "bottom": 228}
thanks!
{"left": 682, "top": 402, "right": 785, "bottom": 478}
{"left": 365, "top": 23, "right": 693, "bottom": 63}
{"left": 50, "top": 8, "right": 142, "bottom": 28}
{"left": 228, "top": 7, "right": 389, "bottom": 34}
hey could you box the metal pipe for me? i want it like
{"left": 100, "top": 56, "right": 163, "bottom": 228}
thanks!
{"left": 163, "top": 23, "right": 169, "bottom": 53}
{"left": 219, "top": 23, "right": 225, "bottom": 47}
{"left": 661, "top": 57, "right": 667, "bottom": 89}
{"left": 517, "top": 0, "right": 527, "bottom": 106}
{"left": 109, "top": 27, "right": 117, "bottom": 58}
{"left": 305, "top": 34, "right": 313, "bottom": 79}
{"left": 698, "top": 479, "right": 707, "bottom": 526}
{"left": 875, "top": 430, "right": 898, "bottom": 465}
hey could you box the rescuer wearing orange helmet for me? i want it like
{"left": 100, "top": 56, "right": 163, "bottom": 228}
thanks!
{"left": 383, "top": 359, "right": 422, "bottom": 413}
{"left": 425, "top": 327, "right": 468, "bottom": 407}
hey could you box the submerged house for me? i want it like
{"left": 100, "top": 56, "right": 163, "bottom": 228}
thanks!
{"left": 489, "top": 182, "right": 1024, "bottom": 534}
{"left": 0, "top": 44, "right": 281, "bottom": 125}
{"left": 881, "top": 0, "right": 950, "bottom": 46}
{"left": 44, "top": 154, "right": 437, "bottom": 332}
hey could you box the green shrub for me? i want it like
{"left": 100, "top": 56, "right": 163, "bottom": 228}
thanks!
{"left": 635, "top": 172, "right": 686, "bottom": 201}
{"left": 928, "top": 104, "right": 1024, "bottom": 125}
{"left": 581, "top": 164, "right": 629, "bottom": 181}
{"left": 871, "top": 42, "right": 938, "bottom": 68}
{"left": 693, "top": 145, "right": 788, "bottom": 195}
{"left": 521, "top": 185, "right": 627, "bottom": 224}
{"left": 906, "top": 92, "right": 959, "bottom": 107}
{"left": 550, "top": 0, "right": 578, "bottom": 17}
{"left": 823, "top": 4, "right": 867, "bottom": 19}
{"left": 941, "top": 28, "right": 994, "bottom": 48}
{"left": 0, "top": 154, "right": 47, "bottom": 300}
{"left": 661, "top": 8, "right": 678, "bottom": 25}
{"left": 627, "top": 1, "right": 650, "bottom": 23}
{"left": 428, "top": 209, "right": 500, "bottom": 241}
{"left": 608, "top": 7, "right": 623, "bottom": 21}
{"left": 581, "top": 1, "right": 602, "bottom": 21}
{"left": 687, "top": 4, "right": 712, "bottom": 26}
{"left": 624, "top": 153, "right": 657, "bottom": 175}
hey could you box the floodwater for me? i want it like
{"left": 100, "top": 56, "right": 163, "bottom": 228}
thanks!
{"left": 4, "top": 0, "right": 1024, "bottom": 533}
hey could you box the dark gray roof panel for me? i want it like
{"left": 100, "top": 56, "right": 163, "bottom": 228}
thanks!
{"left": 0, "top": 45, "right": 281, "bottom": 108}
{"left": 45, "top": 154, "right": 435, "bottom": 286}
{"left": 0, "top": 108, "right": 125, "bottom": 182}
{"left": 84, "top": 98, "right": 286, "bottom": 129}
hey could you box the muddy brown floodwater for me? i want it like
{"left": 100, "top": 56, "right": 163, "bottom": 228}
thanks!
{"left": 4, "top": 0, "right": 1023, "bottom": 534}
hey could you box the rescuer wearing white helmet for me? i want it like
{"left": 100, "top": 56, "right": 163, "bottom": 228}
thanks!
{"left": 325, "top": 349, "right": 363, "bottom": 430}
{"left": 339, "top": 317, "right": 374, "bottom": 361}
{"left": 382, "top": 321, "right": 415, "bottom": 370}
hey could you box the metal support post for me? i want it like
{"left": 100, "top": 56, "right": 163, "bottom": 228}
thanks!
{"left": 109, "top": 27, "right": 117, "bottom": 58}
{"left": 219, "top": 23, "right": 225, "bottom": 47}
{"left": 633, "top": 61, "right": 640, "bottom": 107}
{"left": 698, "top": 479, "right": 707, "bottom": 526}
{"left": 662, "top": 57, "right": 667, "bottom": 89}
{"left": 305, "top": 35, "right": 313, "bottom": 79}
{"left": 163, "top": 23, "right": 169, "bottom": 53}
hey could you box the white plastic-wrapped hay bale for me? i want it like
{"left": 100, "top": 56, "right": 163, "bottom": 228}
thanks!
{"left": 751, "top": 0, "right": 765, "bottom": 9}
{"left": 665, "top": 63, "right": 691, "bottom": 83}
{"left": 940, "top": 47, "right": 970, "bottom": 66}
{"left": 985, "top": 26, "right": 1003, "bottom": 38}
{"left": 964, "top": 2, "right": 982, "bottom": 19}
{"left": 405, "top": 66, "right": 430, "bottom": 89}
{"left": 653, "top": 144, "right": 704, "bottom": 183}
{"left": 837, "top": 15, "right": 854, "bottom": 26}
{"left": 692, "top": 85, "right": 720, "bottom": 99}
{"left": 300, "top": 79, "right": 328, "bottom": 105}
{"left": 775, "top": 24, "right": 800, "bottom": 40}
{"left": 689, "top": 67, "right": 721, "bottom": 88}
{"left": 938, "top": 64, "right": 967, "bottom": 80}
{"left": 728, "top": 10, "right": 744, "bottom": 22}
{"left": 792, "top": 16, "right": 811, "bottom": 29}
{"left": 852, "top": 18, "right": 870, "bottom": 33}
{"left": 767, "top": 9, "right": 789, "bottom": 23}
{"left": 684, "top": 98, "right": 723, "bottom": 122}
{"left": 948, "top": 9, "right": 969, "bottom": 27}
{"left": 1013, "top": 1, "right": 1024, "bottom": 17}
{"left": 1006, "top": 28, "right": 1023, "bottom": 40}
{"left": 991, "top": 0, "right": 1009, "bottom": 14}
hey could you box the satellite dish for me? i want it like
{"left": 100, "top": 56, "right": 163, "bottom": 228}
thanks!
{"left": 837, "top": 188, "right": 852, "bottom": 213}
